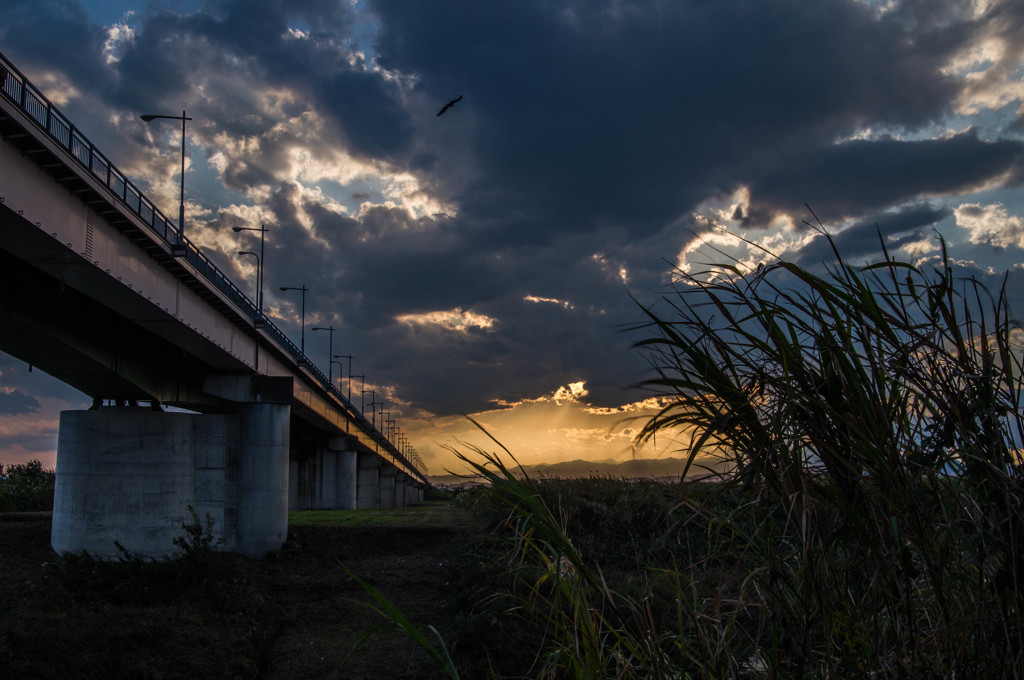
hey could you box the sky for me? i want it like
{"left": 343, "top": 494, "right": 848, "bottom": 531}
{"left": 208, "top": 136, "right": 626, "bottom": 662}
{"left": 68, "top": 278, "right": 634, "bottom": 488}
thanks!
{"left": 1, "top": 0, "right": 1023, "bottom": 476}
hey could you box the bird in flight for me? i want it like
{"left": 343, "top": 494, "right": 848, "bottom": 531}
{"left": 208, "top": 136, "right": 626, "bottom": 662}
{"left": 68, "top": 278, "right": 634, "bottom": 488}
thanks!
{"left": 437, "top": 95, "right": 463, "bottom": 116}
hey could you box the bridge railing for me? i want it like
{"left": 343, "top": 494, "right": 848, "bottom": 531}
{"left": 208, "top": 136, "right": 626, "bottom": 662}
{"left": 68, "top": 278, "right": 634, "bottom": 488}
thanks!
{"left": 0, "top": 52, "right": 425, "bottom": 480}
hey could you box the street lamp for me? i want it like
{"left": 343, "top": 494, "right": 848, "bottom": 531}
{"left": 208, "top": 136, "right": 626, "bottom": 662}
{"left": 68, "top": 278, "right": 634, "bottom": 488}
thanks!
{"left": 140, "top": 110, "right": 192, "bottom": 256}
{"left": 353, "top": 376, "right": 366, "bottom": 410}
{"left": 334, "top": 354, "right": 353, "bottom": 400}
{"left": 236, "top": 250, "right": 263, "bottom": 328}
{"left": 312, "top": 325, "right": 335, "bottom": 383}
{"left": 368, "top": 399, "right": 381, "bottom": 431}
{"left": 279, "top": 285, "right": 308, "bottom": 362}
{"left": 233, "top": 224, "right": 267, "bottom": 319}
{"left": 362, "top": 387, "right": 374, "bottom": 421}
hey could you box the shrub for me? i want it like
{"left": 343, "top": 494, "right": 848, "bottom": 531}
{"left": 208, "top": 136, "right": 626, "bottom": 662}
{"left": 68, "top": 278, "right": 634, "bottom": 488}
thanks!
{"left": 0, "top": 459, "right": 55, "bottom": 511}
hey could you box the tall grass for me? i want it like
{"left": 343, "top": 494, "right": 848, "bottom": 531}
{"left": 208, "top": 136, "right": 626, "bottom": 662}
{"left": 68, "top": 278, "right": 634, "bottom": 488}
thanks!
{"left": 627, "top": 223, "right": 1024, "bottom": 677}
{"left": 361, "top": 225, "right": 1023, "bottom": 678}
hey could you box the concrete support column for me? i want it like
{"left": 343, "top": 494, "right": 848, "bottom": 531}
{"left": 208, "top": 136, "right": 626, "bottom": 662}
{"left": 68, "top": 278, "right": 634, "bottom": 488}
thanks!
{"left": 236, "top": 402, "right": 290, "bottom": 557}
{"left": 357, "top": 452, "right": 380, "bottom": 508}
{"left": 329, "top": 436, "right": 357, "bottom": 510}
{"left": 318, "top": 445, "right": 337, "bottom": 510}
{"left": 288, "top": 459, "right": 300, "bottom": 510}
{"left": 52, "top": 410, "right": 199, "bottom": 558}
{"left": 394, "top": 473, "right": 408, "bottom": 509}
{"left": 379, "top": 464, "right": 398, "bottom": 508}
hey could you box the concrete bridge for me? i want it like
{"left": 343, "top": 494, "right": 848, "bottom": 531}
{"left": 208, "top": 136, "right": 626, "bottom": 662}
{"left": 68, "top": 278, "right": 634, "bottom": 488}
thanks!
{"left": 0, "top": 52, "right": 428, "bottom": 558}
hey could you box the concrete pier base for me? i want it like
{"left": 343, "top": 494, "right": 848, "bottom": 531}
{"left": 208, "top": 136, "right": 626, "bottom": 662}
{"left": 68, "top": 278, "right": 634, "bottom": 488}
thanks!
{"left": 52, "top": 410, "right": 205, "bottom": 558}
{"left": 52, "top": 401, "right": 289, "bottom": 559}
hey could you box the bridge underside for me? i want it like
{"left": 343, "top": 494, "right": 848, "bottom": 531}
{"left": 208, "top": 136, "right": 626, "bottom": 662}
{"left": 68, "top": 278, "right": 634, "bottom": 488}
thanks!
{"left": 0, "top": 202, "right": 248, "bottom": 410}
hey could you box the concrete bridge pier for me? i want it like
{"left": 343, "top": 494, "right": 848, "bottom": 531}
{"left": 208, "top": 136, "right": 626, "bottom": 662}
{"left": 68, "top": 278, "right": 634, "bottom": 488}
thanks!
{"left": 394, "top": 472, "right": 408, "bottom": 509}
{"left": 51, "top": 409, "right": 212, "bottom": 559}
{"left": 357, "top": 452, "right": 380, "bottom": 508}
{"left": 235, "top": 401, "right": 290, "bottom": 557}
{"left": 329, "top": 436, "right": 358, "bottom": 510}
{"left": 404, "top": 478, "right": 419, "bottom": 506}
{"left": 379, "top": 464, "right": 398, "bottom": 508}
{"left": 51, "top": 376, "right": 292, "bottom": 559}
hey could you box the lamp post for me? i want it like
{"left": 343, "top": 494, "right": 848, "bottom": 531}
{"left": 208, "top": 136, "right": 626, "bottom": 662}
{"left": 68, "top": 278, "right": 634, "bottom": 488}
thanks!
{"left": 279, "top": 285, "right": 308, "bottom": 361}
{"left": 362, "top": 388, "right": 374, "bottom": 421}
{"left": 233, "top": 225, "right": 267, "bottom": 320}
{"left": 237, "top": 250, "right": 262, "bottom": 326}
{"left": 354, "top": 376, "right": 366, "bottom": 411}
{"left": 334, "top": 354, "right": 353, "bottom": 400}
{"left": 140, "top": 111, "right": 192, "bottom": 256}
{"left": 311, "top": 325, "right": 335, "bottom": 384}
{"left": 368, "top": 400, "right": 381, "bottom": 431}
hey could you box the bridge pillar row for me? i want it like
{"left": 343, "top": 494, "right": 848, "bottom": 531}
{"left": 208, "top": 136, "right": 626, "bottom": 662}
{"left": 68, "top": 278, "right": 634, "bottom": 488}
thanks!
{"left": 328, "top": 436, "right": 358, "bottom": 510}
{"left": 357, "top": 452, "right": 381, "bottom": 508}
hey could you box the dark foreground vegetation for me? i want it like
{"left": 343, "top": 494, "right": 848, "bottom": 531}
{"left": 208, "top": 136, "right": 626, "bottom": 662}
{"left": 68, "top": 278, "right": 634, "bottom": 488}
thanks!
{"left": 2, "top": 226, "right": 1022, "bottom": 678}
{"left": 0, "top": 460, "right": 54, "bottom": 512}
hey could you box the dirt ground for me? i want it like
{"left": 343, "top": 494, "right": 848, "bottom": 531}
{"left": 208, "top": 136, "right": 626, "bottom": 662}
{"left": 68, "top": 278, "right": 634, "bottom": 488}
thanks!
{"left": 0, "top": 506, "right": 486, "bottom": 679}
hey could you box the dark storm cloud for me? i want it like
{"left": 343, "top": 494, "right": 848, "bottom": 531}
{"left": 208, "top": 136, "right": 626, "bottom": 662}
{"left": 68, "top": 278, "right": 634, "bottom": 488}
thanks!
{"left": 744, "top": 131, "right": 1024, "bottom": 226}
{"left": 370, "top": 0, "right": 964, "bottom": 243}
{"left": 0, "top": 390, "right": 41, "bottom": 416}
{"left": 793, "top": 204, "right": 951, "bottom": 268}
{"left": 0, "top": 1, "right": 107, "bottom": 86}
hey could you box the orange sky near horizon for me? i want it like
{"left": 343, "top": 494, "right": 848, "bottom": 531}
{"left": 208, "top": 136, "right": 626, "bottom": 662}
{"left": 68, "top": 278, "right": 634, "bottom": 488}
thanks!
{"left": 0, "top": 361, "right": 689, "bottom": 475}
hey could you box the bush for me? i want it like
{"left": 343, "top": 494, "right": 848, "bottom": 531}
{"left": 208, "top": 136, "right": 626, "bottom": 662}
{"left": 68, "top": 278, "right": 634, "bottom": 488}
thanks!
{"left": 0, "top": 459, "right": 55, "bottom": 511}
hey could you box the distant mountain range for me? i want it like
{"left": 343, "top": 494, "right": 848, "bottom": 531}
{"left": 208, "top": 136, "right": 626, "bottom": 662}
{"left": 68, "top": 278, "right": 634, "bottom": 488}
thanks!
{"left": 430, "top": 456, "right": 727, "bottom": 487}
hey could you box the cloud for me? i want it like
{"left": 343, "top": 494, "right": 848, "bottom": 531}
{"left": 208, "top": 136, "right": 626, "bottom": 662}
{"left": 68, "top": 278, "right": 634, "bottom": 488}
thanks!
{"left": 743, "top": 131, "right": 1024, "bottom": 227}
{"left": 955, "top": 202, "right": 1024, "bottom": 249}
{"left": 0, "top": 389, "right": 41, "bottom": 416}
{"left": 395, "top": 307, "right": 496, "bottom": 332}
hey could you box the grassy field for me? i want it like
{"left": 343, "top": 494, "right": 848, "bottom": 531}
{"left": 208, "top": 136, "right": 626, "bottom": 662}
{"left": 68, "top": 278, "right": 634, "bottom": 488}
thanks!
{"left": 289, "top": 500, "right": 478, "bottom": 528}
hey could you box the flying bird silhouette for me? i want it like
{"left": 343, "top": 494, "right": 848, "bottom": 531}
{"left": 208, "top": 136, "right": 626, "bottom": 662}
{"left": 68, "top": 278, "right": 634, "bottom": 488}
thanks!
{"left": 437, "top": 95, "right": 463, "bottom": 116}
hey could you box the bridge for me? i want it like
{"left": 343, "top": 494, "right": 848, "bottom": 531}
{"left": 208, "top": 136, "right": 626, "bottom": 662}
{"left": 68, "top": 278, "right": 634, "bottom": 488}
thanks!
{"left": 0, "top": 52, "right": 428, "bottom": 558}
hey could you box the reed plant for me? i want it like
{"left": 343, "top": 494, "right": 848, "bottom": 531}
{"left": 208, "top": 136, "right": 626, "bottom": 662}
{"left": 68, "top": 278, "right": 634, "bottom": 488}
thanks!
{"left": 628, "top": 222, "right": 1024, "bottom": 677}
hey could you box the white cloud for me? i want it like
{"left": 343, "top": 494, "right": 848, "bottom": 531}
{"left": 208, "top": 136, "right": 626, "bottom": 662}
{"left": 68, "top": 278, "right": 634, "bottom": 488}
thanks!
{"left": 552, "top": 381, "right": 588, "bottom": 403}
{"left": 954, "top": 202, "right": 1024, "bottom": 249}
{"left": 944, "top": 7, "right": 1024, "bottom": 118}
{"left": 102, "top": 23, "right": 135, "bottom": 65}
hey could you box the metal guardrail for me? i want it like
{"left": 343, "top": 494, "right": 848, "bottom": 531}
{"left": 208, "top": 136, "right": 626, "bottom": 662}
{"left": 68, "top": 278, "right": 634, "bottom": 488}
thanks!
{"left": 0, "top": 51, "right": 426, "bottom": 479}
